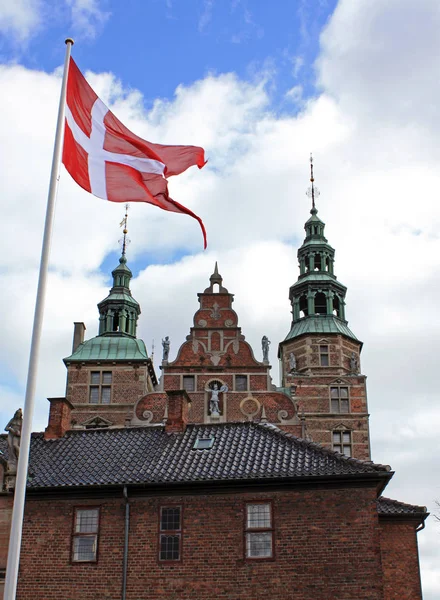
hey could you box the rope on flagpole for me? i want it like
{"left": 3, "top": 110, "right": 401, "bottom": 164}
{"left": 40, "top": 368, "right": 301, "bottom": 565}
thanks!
{"left": 3, "top": 37, "right": 74, "bottom": 600}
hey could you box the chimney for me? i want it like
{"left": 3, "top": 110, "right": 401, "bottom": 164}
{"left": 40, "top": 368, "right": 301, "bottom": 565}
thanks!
{"left": 44, "top": 397, "right": 74, "bottom": 439}
{"left": 165, "top": 390, "right": 191, "bottom": 433}
{"left": 72, "top": 322, "right": 86, "bottom": 353}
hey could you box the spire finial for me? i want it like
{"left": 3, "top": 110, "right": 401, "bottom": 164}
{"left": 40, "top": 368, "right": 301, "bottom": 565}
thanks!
{"left": 306, "top": 153, "right": 320, "bottom": 213}
{"left": 119, "top": 204, "right": 130, "bottom": 259}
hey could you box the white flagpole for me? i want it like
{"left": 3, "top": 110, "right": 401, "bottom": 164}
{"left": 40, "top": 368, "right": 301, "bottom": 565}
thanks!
{"left": 4, "top": 38, "right": 74, "bottom": 600}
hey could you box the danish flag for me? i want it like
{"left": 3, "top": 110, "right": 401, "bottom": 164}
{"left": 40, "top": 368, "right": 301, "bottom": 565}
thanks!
{"left": 62, "top": 58, "right": 207, "bottom": 247}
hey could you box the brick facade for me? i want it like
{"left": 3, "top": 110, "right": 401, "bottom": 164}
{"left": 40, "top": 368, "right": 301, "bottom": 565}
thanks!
{"left": 379, "top": 519, "right": 424, "bottom": 600}
{"left": 16, "top": 486, "right": 388, "bottom": 600}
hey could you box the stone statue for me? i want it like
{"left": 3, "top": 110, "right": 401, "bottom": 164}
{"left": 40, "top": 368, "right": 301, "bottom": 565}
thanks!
{"left": 209, "top": 384, "right": 220, "bottom": 417}
{"left": 209, "top": 384, "right": 228, "bottom": 417}
{"left": 162, "top": 336, "right": 170, "bottom": 362}
{"left": 350, "top": 352, "right": 358, "bottom": 373}
{"left": 262, "top": 336, "right": 271, "bottom": 362}
{"left": 5, "top": 408, "right": 22, "bottom": 473}
{"left": 289, "top": 352, "right": 297, "bottom": 373}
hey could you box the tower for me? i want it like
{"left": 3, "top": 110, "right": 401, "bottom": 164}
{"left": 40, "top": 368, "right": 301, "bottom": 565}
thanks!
{"left": 278, "top": 157, "right": 370, "bottom": 459}
{"left": 62, "top": 209, "right": 157, "bottom": 429}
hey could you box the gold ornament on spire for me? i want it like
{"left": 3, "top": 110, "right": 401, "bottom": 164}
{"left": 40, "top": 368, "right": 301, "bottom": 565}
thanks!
{"left": 306, "top": 153, "right": 320, "bottom": 210}
{"left": 119, "top": 203, "right": 131, "bottom": 256}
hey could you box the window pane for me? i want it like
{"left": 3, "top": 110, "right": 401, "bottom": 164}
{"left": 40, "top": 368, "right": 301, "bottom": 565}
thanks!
{"left": 340, "top": 387, "right": 349, "bottom": 398}
{"left": 160, "top": 534, "right": 180, "bottom": 560}
{"left": 73, "top": 536, "right": 97, "bottom": 561}
{"left": 342, "top": 432, "right": 351, "bottom": 443}
{"left": 235, "top": 376, "right": 247, "bottom": 391}
{"left": 183, "top": 376, "right": 195, "bottom": 391}
{"left": 76, "top": 509, "right": 99, "bottom": 533}
{"left": 342, "top": 445, "right": 352, "bottom": 457}
{"left": 247, "top": 504, "right": 271, "bottom": 529}
{"left": 340, "top": 399, "right": 349, "bottom": 413}
{"left": 334, "top": 444, "right": 342, "bottom": 453}
{"left": 101, "top": 387, "right": 111, "bottom": 404}
{"left": 246, "top": 532, "right": 272, "bottom": 558}
{"left": 89, "top": 386, "right": 99, "bottom": 404}
{"left": 333, "top": 432, "right": 341, "bottom": 444}
{"left": 331, "top": 399, "right": 340, "bottom": 413}
{"left": 320, "top": 354, "right": 329, "bottom": 366}
{"left": 319, "top": 345, "right": 328, "bottom": 353}
{"left": 330, "top": 387, "right": 339, "bottom": 398}
{"left": 90, "top": 372, "right": 100, "bottom": 385}
{"left": 102, "top": 371, "right": 112, "bottom": 384}
{"left": 161, "top": 507, "right": 181, "bottom": 531}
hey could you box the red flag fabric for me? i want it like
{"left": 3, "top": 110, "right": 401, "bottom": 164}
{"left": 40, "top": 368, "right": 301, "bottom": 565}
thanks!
{"left": 62, "top": 58, "right": 207, "bottom": 248}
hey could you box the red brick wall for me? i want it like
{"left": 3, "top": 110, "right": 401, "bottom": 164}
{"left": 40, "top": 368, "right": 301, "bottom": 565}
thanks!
{"left": 16, "top": 486, "right": 385, "bottom": 600}
{"left": 380, "top": 519, "right": 423, "bottom": 600}
{"left": 0, "top": 495, "right": 13, "bottom": 600}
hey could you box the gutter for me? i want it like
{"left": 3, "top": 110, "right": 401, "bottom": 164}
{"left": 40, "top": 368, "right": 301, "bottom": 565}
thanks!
{"left": 122, "top": 485, "right": 130, "bottom": 600}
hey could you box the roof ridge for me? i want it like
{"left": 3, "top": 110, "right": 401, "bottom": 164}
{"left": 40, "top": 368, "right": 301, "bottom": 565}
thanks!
{"left": 256, "top": 422, "right": 391, "bottom": 472}
{"left": 378, "top": 496, "right": 427, "bottom": 513}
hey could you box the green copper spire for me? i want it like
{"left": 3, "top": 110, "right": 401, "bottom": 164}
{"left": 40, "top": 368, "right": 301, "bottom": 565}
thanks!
{"left": 97, "top": 206, "right": 141, "bottom": 337}
{"left": 285, "top": 156, "right": 357, "bottom": 342}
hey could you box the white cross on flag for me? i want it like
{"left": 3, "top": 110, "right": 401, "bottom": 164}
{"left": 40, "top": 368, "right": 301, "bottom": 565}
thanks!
{"left": 62, "top": 58, "right": 207, "bottom": 247}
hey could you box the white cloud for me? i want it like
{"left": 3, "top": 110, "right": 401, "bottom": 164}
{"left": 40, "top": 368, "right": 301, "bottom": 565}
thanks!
{"left": 0, "top": 0, "right": 109, "bottom": 45}
{"left": 1, "top": 0, "right": 440, "bottom": 596}
{"left": 65, "top": 0, "right": 110, "bottom": 39}
{"left": 0, "top": 0, "right": 41, "bottom": 41}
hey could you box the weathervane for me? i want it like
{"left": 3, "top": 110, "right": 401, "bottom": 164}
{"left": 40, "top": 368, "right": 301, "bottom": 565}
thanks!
{"left": 119, "top": 203, "right": 131, "bottom": 256}
{"left": 306, "top": 153, "right": 320, "bottom": 210}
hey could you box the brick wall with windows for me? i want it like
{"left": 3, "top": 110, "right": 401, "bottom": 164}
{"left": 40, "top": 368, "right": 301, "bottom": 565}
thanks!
{"left": 13, "top": 485, "right": 404, "bottom": 600}
{"left": 65, "top": 364, "right": 149, "bottom": 428}
{"left": 280, "top": 334, "right": 370, "bottom": 460}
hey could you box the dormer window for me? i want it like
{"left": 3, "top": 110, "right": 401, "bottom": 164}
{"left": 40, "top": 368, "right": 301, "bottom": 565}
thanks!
{"left": 193, "top": 437, "right": 215, "bottom": 450}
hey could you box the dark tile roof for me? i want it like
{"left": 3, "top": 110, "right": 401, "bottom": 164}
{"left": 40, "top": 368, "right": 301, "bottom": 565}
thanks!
{"left": 377, "top": 496, "right": 428, "bottom": 518}
{"left": 0, "top": 422, "right": 392, "bottom": 490}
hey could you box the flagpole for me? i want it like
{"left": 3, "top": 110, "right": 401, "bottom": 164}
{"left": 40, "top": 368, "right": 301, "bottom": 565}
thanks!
{"left": 3, "top": 38, "right": 74, "bottom": 600}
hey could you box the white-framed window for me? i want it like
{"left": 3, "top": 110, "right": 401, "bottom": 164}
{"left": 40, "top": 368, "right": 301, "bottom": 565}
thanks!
{"left": 89, "top": 371, "right": 112, "bottom": 404}
{"left": 72, "top": 508, "right": 99, "bottom": 562}
{"left": 159, "top": 506, "right": 182, "bottom": 561}
{"left": 330, "top": 386, "right": 349, "bottom": 413}
{"left": 333, "top": 430, "right": 352, "bottom": 457}
{"left": 245, "top": 502, "right": 273, "bottom": 559}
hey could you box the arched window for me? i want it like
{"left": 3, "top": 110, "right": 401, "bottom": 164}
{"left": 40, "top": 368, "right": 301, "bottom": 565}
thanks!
{"left": 305, "top": 256, "right": 310, "bottom": 273}
{"left": 112, "top": 311, "right": 120, "bottom": 332}
{"left": 314, "top": 292, "right": 327, "bottom": 314}
{"left": 333, "top": 295, "right": 341, "bottom": 317}
{"left": 299, "top": 294, "right": 308, "bottom": 318}
{"left": 314, "top": 254, "right": 322, "bottom": 271}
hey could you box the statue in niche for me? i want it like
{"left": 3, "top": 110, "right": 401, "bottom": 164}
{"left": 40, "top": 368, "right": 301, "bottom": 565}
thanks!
{"left": 209, "top": 383, "right": 228, "bottom": 417}
{"left": 350, "top": 352, "right": 359, "bottom": 373}
{"left": 289, "top": 352, "right": 297, "bottom": 373}
{"left": 262, "top": 336, "right": 271, "bottom": 362}
{"left": 5, "top": 408, "right": 22, "bottom": 473}
{"left": 162, "top": 336, "right": 170, "bottom": 362}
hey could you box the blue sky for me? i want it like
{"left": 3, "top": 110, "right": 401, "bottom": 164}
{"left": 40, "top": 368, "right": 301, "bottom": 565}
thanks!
{"left": 3, "top": 1, "right": 336, "bottom": 111}
{"left": 1, "top": 1, "right": 440, "bottom": 596}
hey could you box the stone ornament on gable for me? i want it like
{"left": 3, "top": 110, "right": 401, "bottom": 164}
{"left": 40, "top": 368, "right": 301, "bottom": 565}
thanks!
{"left": 262, "top": 336, "right": 271, "bottom": 363}
{"left": 5, "top": 408, "right": 22, "bottom": 474}
{"left": 210, "top": 302, "right": 221, "bottom": 320}
{"left": 162, "top": 336, "right": 170, "bottom": 362}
